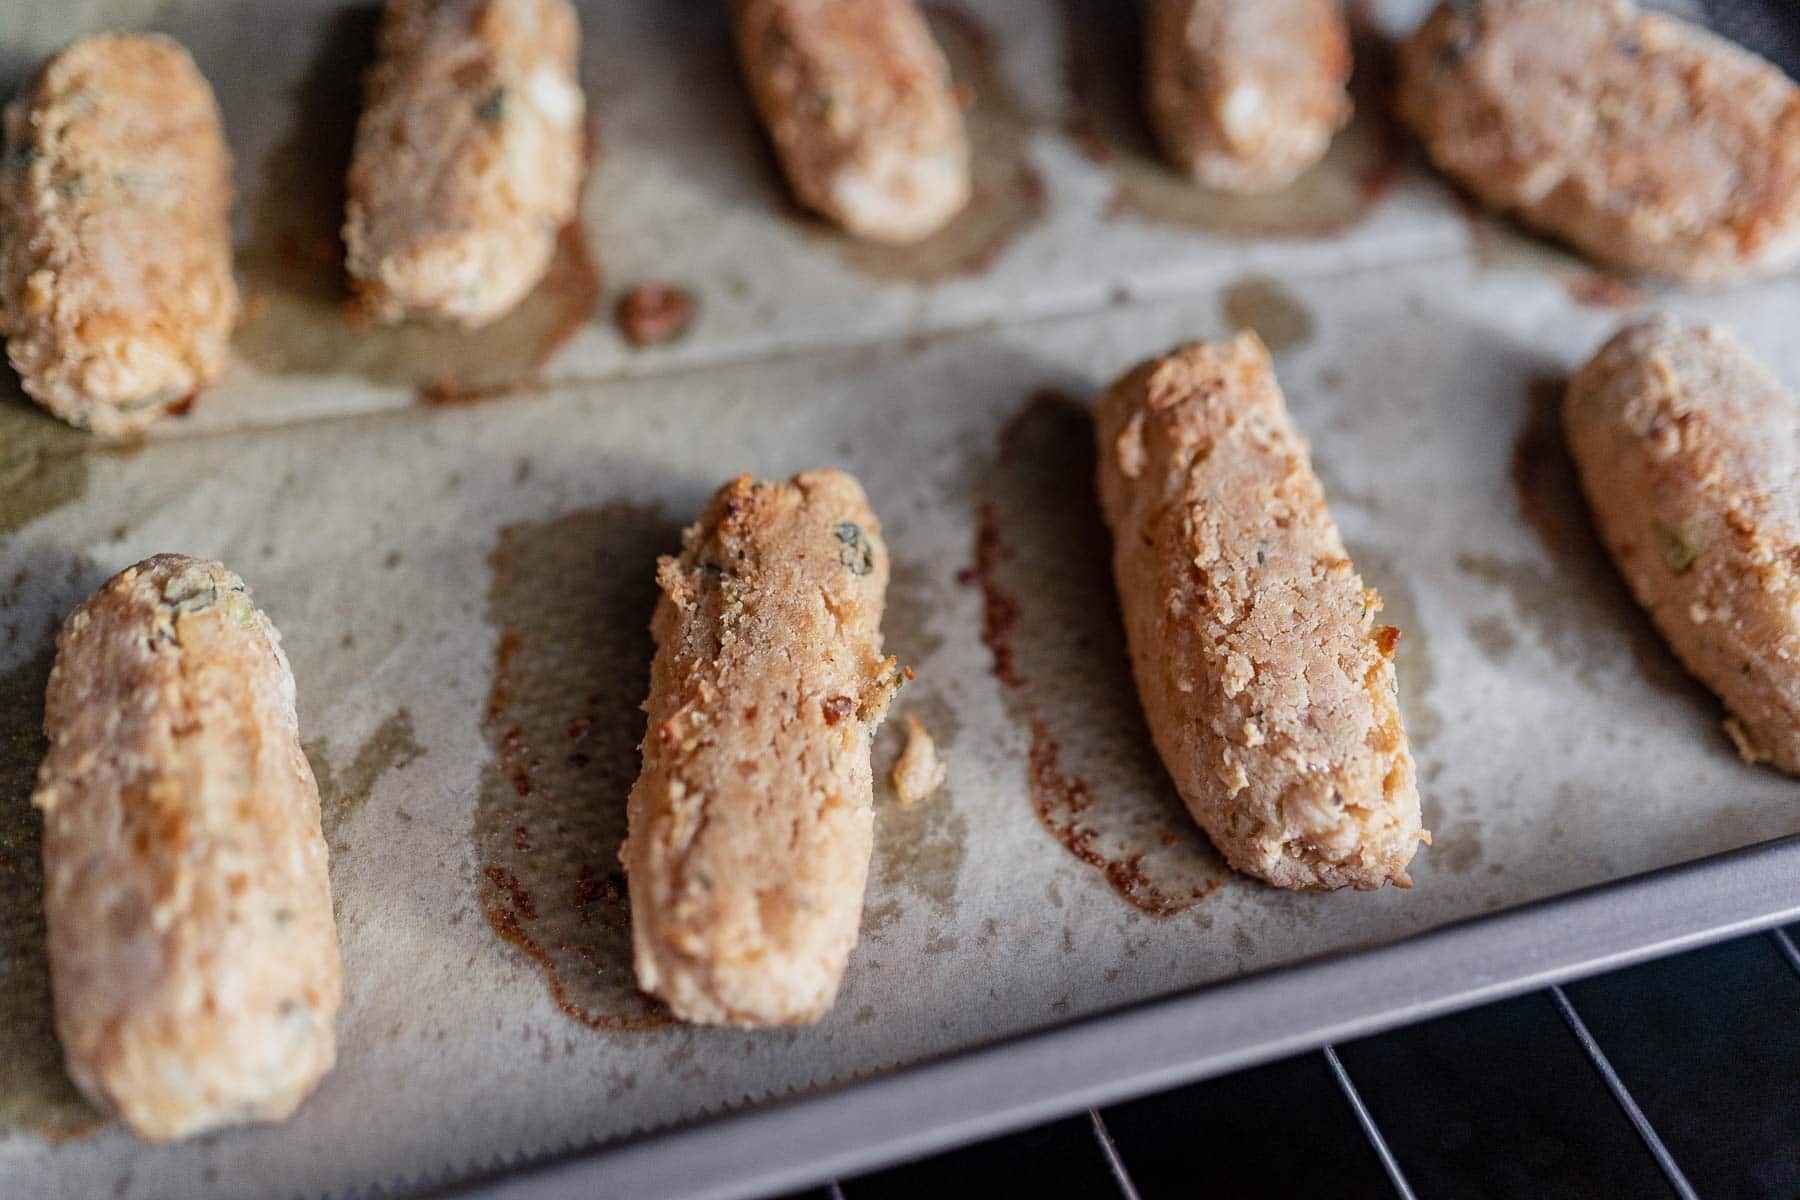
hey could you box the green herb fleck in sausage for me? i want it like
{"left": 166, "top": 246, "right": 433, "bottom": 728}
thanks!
{"left": 835, "top": 521, "right": 875, "bottom": 575}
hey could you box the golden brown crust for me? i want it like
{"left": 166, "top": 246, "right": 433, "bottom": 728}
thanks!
{"left": 1093, "top": 335, "right": 1423, "bottom": 891}
{"left": 733, "top": 0, "right": 970, "bottom": 243}
{"left": 1144, "top": 0, "right": 1352, "bottom": 194}
{"left": 0, "top": 34, "right": 237, "bottom": 434}
{"left": 344, "top": 0, "right": 586, "bottom": 327}
{"left": 1565, "top": 317, "right": 1800, "bottom": 773}
{"left": 34, "top": 556, "right": 340, "bottom": 1140}
{"left": 623, "top": 471, "right": 900, "bottom": 1026}
{"left": 1398, "top": 0, "right": 1800, "bottom": 284}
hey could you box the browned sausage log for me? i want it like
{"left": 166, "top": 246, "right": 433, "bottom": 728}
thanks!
{"left": 35, "top": 556, "right": 341, "bottom": 1139}
{"left": 345, "top": 0, "right": 586, "bottom": 327}
{"left": 0, "top": 35, "right": 236, "bottom": 434}
{"left": 1566, "top": 317, "right": 1800, "bottom": 773}
{"left": 1398, "top": 0, "right": 1800, "bottom": 284}
{"left": 624, "top": 471, "right": 903, "bottom": 1025}
{"left": 733, "top": 0, "right": 971, "bottom": 243}
{"left": 1145, "top": 0, "right": 1353, "bottom": 193}
{"left": 1094, "top": 335, "right": 1424, "bottom": 890}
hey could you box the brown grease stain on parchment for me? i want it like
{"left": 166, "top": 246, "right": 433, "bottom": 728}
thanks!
{"left": 1342, "top": 542, "right": 1460, "bottom": 864}
{"left": 863, "top": 558, "right": 967, "bottom": 936}
{"left": 306, "top": 709, "right": 422, "bottom": 849}
{"left": 1460, "top": 376, "right": 1705, "bottom": 701}
{"left": 1222, "top": 277, "right": 1315, "bottom": 354}
{"left": 1345, "top": 542, "right": 1442, "bottom": 756}
{"left": 474, "top": 505, "right": 679, "bottom": 1031}
{"left": 0, "top": 401, "right": 148, "bottom": 535}
{"left": 1451, "top": 189, "right": 1655, "bottom": 310}
{"left": 800, "top": 4, "right": 1046, "bottom": 283}
{"left": 1562, "top": 272, "right": 1645, "bottom": 311}
{"left": 1466, "top": 614, "right": 1517, "bottom": 666}
{"left": 0, "top": 406, "right": 93, "bottom": 535}
{"left": 1060, "top": 0, "right": 1405, "bottom": 237}
{"left": 962, "top": 393, "right": 1225, "bottom": 916}
{"left": 0, "top": 648, "right": 103, "bottom": 1139}
{"left": 232, "top": 6, "right": 600, "bottom": 400}
{"left": 866, "top": 720, "right": 967, "bottom": 938}
{"left": 1429, "top": 819, "right": 1484, "bottom": 874}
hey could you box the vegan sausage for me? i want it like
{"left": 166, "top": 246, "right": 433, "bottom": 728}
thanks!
{"left": 34, "top": 556, "right": 341, "bottom": 1139}
{"left": 733, "top": 0, "right": 971, "bottom": 244}
{"left": 1093, "top": 334, "right": 1424, "bottom": 891}
{"left": 344, "top": 0, "right": 587, "bottom": 327}
{"left": 1145, "top": 0, "right": 1353, "bottom": 194}
{"left": 624, "top": 471, "right": 902, "bottom": 1025}
{"left": 1398, "top": 0, "right": 1800, "bottom": 284}
{"left": 1565, "top": 317, "right": 1800, "bottom": 773}
{"left": 0, "top": 34, "right": 237, "bottom": 434}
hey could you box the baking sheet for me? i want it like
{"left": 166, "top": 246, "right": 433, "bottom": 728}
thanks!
{"left": 0, "top": 1, "right": 1796, "bottom": 1197}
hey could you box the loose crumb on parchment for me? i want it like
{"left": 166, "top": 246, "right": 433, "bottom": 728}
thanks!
{"left": 892, "top": 714, "right": 946, "bottom": 806}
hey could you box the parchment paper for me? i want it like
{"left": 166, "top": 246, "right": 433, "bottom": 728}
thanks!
{"left": 0, "top": 2, "right": 1794, "bottom": 1197}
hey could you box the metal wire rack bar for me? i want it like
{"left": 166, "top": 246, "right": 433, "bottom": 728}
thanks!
{"left": 1086, "top": 1109, "right": 1142, "bottom": 1200}
{"left": 1771, "top": 927, "right": 1800, "bottom": 981}
{"left": 1324, "top": 1046, "right": 1417, "bottom": 1200}
{"left": 1550, "top": 986, "right": 1700, "bottom": 1200}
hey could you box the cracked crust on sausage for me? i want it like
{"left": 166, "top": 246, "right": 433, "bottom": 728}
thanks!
{"left": 344, "top": 0, "right": 586, "bottom": 327}
{"left": 1145, "top": 0, "right": 1352, "bottom": 194}
{"left": 1398, "top": 0, "right": 1800, "bottom": 285}
{"left": 0, "top": 34, "right": 236, "bottom": 434}
{"left": 1094, "top": 334, "right": 1424, "bottom": 891}
{"left": 34, "top": 555, "right": 341, "bottom": 1140}
{"left": 733, "top": 0, "right": 971, "bottom": 244}
{"left": 623, "top": 471, "right": 901, "bottom": 1025}
{"left": 1565, "top": 317, "right": 1800, "bottom": 773}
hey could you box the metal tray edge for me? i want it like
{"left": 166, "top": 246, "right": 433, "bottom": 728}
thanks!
{"left": 431, "top": 832, "right": 1800, "bottom": 1200}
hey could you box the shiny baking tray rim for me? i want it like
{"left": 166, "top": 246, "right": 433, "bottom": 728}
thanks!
{"left": 434, "top": 832, "right": 1800, "bottom": 1200}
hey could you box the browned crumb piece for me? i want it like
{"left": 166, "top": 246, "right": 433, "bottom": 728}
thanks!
{"left": 891, "top": 714, "right": 945, "bottom": 806}
{"left": 34, "top": 555, "right": 341, "bottom": 1140}
{"left": 1145, "top": 0, "right": 1353, "bottom": 194}
{"left": 616, "top": 283, "right": 696, "bottom": 347}
{"left": 1398, "top": 0, "right": 1800, "bottom": 284}
{"left": 623, "top": 471, "right": 902, "bottom": 1026}
{"left": 0, "top": 34, "right": 236, "bottom": 435}
{"left": 344, "top": 0, "right": 586, "bottom": 327}
{"left": 1565, "top": 317, "right": 1800, "bottom": 773}
{"left": 733, "top": 0, "right": 971, "bottom": 243}
{"left": 1093, "top": 334, "right": 1424, "bottom": 891}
